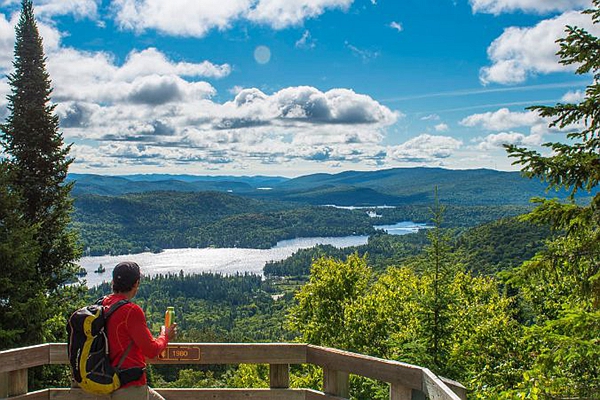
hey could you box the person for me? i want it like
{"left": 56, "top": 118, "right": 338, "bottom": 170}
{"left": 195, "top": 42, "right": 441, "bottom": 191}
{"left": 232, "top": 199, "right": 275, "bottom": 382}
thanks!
{"left": 101, "top": 261, "right": 177, "bottom": 400}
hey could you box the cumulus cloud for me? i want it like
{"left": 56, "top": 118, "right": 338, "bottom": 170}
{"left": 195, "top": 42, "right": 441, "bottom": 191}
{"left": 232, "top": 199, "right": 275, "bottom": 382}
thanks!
{"left": 474, "top": 131, "right": 544, "bottom": 150}
{"left": 387, "top": 134, "right": 462, "bottom": 163}
{"left": 434, "top": 123, "right": 449, "bottom": 132}
{"left": 480, "top": 11, "right": 600, "bottom": 84}
{"left": 247, "top": 0, "right": 353, "bottom": 29}
{"left": 111, "top": 0, "right": 353, "bottom": 37}
{"left": 56, "top": 83, "right": 399, "bottom": 170}
{"left": 561, "top": 89, "right": 585, "bottom": 103}
{"left": 0, "top": 13, "right": 14, "bottom": 69}
{"left": 45, "top": 47, "right": 224, "bottom": 104}
{"left": 460, "top": 108, "right": 546, "bottom": 131}
{"left": 470, "top": 0, "right": 590, "bottom": 15}
{"left": 1, "top": 0, "right": 100, "bottom": 20}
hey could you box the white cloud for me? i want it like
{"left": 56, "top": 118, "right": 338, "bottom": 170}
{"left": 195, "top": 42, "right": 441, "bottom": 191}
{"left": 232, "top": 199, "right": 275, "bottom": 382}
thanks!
{"left": 111, "top": 0, "right": 250, "bottom": 37}
{"left": 36, "top": 0, "right": 100, "bottom": 20}
{"left": 117, "top": 48, "right": 231, "bottom": 80}
{"left": 248, "top": 0, "right": 353, "bottom": 29}
{"left": 0, "top": 13, "right": 14, "bottom": 69}
{"left": 389, "top": 21, "right": 403, "bottom": 32}
{"left": 434, "top": 123, "right": 449, "bottom": 132}
{"left": 460, "top": 108, "right": 545, "bottom": 131}
{"left": 45, "top": 47, "right": 224, "bottom": 105}
{"left": 480, "top": 11, "right": 600, "bottom": 84}
{"left": 56, "top": 83, "right": 399, "bottom": 170}
{"left": 461, "top": 107, "right": 585, "bottom": 142}
{"left": 111, "top": 0, "right": 354, "bottom": 37}
{"left": 474, "top": 131, "right": 543, "bottom": 150}
{"left": 387, "top": 134, "right": 462, "bottom": 163}
{"left": 561, "top": 89, "right": 585, "bottom": 103}
{"left": 470, "top": 0, "right": 590, "bottom": 15}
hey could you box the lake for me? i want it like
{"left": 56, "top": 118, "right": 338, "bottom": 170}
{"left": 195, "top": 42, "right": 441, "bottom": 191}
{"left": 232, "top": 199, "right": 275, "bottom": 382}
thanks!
{"left": 79, "top": 221, "right": 427, "bottom": 287}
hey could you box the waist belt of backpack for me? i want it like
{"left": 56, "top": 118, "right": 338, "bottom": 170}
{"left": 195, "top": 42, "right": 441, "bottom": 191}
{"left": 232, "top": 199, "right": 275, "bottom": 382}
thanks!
{"left": 116, "top": 342, "right": 145, "bottom": 385}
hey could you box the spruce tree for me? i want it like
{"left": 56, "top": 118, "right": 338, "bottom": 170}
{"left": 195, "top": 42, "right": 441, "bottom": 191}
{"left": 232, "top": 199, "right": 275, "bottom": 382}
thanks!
{"left": 0, "top": 164, "right": 43, "bottom": 349}
{"left": 504, "top": 1, "right": 600, "bottom": 396}
{"left": 0, "top": 0, "right": 80, "bottom": 345}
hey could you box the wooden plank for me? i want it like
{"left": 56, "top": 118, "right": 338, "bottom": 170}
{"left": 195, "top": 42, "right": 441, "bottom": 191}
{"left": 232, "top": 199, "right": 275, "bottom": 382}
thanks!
{"left": 440, "top": 377, "right": 467, "bottom": 400}
{"left": 421, "top": 369, "right": 462, "bottom": 400}
{"left": 47, "top": 343, "right": 307, "bottom": 365}
{"left": 389, "top": 383, "right": 411, "bottom": 400}
{"left": 307, "top": 346, "right": 422, "bottom": 390}
{"left": 8, "top": 389, "right": 48, "bottom": 400}
{"left": 9, "top": 369, "right": 28, "bottom": 396}
{"left": 323, "top": 368, "right": 349, "bottom": 398}
{"left": 269, "top": 364, "right": 290, "bottom": 389}
{"left": 156, "top": 388, "right": 305, "bottom": 400}
{"left": 304, "top": 389, "right": 346, "bottom": 400}
{"left": 0, "top": 344, "right": 49, "bottom": 374}
{"left": 151, "top": 343, "right": 307, "bottom": 365}
{"left": 0, "top": 371, "right": 8, "bottom": 398}
{"left": 48, "top": 344, "right": 68, "bottom": 365}
{"left": 47, "top": 388, "right": 306, "bottom": 400}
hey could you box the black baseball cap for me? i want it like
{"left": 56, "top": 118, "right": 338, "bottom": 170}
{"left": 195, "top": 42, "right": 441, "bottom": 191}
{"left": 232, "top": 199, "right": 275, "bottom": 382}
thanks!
{"left": 112, "top": 261, "right": 141, "bottom": 292}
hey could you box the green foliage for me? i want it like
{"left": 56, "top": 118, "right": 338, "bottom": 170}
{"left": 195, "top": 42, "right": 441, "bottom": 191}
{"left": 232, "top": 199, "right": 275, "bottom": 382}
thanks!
{"left": 0, "top": 164, "right": 42, "bottom": 348}
{"left": 266, "top": 209, "right": 548, "bottom": 278}
{"left": 288, "top": 254, "right": 372, "bottom": 349}
{"left": 456, "top": 217, "right": 551, "bottom": 275}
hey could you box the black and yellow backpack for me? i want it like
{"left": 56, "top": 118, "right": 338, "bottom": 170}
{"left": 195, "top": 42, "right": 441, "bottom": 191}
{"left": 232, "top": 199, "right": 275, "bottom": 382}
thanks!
{"left": 67, "top": 298, "right": 143, "bottom": 395}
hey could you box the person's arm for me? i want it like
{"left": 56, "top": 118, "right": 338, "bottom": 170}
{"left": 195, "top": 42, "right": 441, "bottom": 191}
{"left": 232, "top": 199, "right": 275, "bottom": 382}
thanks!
{"left": 125, "top": 305, "right": 169, "bottom": 359}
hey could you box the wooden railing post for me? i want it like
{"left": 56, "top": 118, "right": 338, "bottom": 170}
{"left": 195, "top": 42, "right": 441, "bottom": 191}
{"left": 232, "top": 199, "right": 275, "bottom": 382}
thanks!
{"left": 8, "top": 369, "right": 28, "bottom": 397}
{"left": 390, "top": 382, "right": 412, "bottom": 400}
{"left": 0, "top": 372, "right": 8, "bottom": 398}
{"left": 269, "top": 364, "right": 290, "bottom": 388}
{"left": 323, "top": 368, "right": 349, "bottom": 398}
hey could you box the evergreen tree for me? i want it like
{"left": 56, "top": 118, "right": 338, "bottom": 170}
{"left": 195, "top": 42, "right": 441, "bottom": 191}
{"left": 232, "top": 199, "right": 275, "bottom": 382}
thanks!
{"left": 504, "top": 1, "right": 600, "bottom": 397}
{"left": 0, "top": 163, "right": 42, "bottom": 349}
{"left": 0, "top": 0, "right": 80, "bottom": 345}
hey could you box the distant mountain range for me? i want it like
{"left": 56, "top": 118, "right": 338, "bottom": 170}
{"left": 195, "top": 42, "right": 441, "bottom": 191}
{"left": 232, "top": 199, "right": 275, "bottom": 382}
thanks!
{"left": 68, "top": 167, "right": 595, "bottom": 206}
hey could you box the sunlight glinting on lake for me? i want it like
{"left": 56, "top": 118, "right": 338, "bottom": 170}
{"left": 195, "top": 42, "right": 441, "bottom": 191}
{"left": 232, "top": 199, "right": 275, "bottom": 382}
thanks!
{"left": 79, "top": 222, "right": 427, "bottom": 287}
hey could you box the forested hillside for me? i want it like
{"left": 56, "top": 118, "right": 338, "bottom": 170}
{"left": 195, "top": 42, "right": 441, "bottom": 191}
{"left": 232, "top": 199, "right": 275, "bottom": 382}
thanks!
{"left": 68, "top": 167, "right": 597, "bottom": 206}
{"left": 72, "top": 191, "right": 376, "bottom": 255}
{"left": 264, "top": 216, "right": 551, "bottom": 277}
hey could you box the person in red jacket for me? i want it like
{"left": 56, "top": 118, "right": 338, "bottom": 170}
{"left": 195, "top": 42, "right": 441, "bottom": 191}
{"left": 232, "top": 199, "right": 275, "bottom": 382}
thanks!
{"left": 102, "top": 261, "right": 177, "bottom": 400}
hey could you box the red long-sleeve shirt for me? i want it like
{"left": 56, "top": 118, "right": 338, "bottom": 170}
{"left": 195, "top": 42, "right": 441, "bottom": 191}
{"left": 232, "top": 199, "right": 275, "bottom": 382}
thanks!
{"left": 103, "top": 294, "right": 169, "bottom": 388}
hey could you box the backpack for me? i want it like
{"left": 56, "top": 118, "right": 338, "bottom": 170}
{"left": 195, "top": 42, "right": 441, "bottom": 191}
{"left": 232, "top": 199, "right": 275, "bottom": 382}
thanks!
{"left": 67, "top": 297, "right": 143, "bottom": 395}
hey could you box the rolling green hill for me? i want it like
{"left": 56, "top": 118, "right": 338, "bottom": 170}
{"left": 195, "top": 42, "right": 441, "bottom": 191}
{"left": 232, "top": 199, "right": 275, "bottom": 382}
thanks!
{"left": 267, "top": 167, "right": 584, "bottom": 205}
{"left": 72, "top": 191, "right": 375, "bottom": 255}
{"left": 68, "top": 168, "right": 596, "bottom": 206}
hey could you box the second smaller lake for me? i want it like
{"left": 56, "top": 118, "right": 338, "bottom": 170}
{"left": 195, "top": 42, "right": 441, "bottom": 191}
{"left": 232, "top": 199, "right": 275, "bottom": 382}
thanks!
{"left": 374, "top": 221, "right": 429, "bottom": 235}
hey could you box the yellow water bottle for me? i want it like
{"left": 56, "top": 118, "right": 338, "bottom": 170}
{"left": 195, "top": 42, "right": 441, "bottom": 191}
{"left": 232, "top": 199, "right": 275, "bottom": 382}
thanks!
{"left": 165, "top": 307, "right": 175, "bottom": 328}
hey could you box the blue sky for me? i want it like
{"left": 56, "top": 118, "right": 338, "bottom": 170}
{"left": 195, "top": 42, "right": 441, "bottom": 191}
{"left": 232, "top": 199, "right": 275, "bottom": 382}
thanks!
{"left": 0, "top": 0, "right": 597, "bottom": 176}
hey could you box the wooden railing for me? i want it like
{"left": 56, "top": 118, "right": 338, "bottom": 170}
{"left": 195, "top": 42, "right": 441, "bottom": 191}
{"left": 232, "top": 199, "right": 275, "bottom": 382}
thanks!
{"left": 0, "top": 343, "right": 467, "bottom": 400}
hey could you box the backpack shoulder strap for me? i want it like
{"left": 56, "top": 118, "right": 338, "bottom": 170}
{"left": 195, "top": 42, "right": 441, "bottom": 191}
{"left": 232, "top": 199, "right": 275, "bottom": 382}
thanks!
{"left": 104, "top": 299, "right": 130, "bottom": 319}
{"left": 116, "top": 341, "right": 134, "bottom": 369}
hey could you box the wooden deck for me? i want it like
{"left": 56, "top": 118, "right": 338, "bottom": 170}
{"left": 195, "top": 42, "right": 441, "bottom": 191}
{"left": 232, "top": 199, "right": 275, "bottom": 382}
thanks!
{"left": 0, "top": 343, "right": 467, "bottom": 400}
